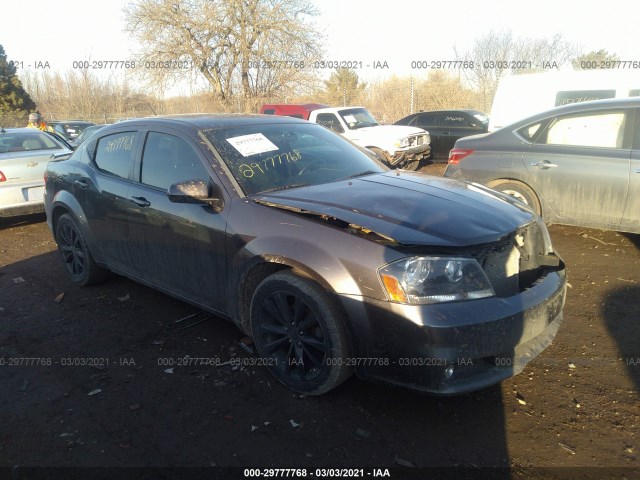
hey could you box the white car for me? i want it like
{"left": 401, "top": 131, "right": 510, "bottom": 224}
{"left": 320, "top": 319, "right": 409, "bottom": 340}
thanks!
{"left": 0, "top": 128, "right": 73, "bottom": 217}
{"left": 308, "top": 107, "right": 431, "bottom": 170}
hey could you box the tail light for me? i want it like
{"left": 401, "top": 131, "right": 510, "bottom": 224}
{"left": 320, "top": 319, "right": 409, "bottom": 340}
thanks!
{"left": 0, "top": 171, "right": 6, "bottom": 182}
{"left": 448, "top": 149, "right": 475, "bottom": 164}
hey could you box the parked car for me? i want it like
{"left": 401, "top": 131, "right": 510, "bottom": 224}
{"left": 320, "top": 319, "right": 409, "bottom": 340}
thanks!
{"left": 262, "top": 104, "right": 431, "bottom": 170}
{"left": 45, "top": 130, "right": 76, "bottom": 151}
{"left": 44, "top": 115, "right": 566, "bottom": 395}
{"left": 48, "top": 121, "right": 95, "bottom": 140}
{"left": 394, "top": 110, "right": 489, "bottom": 161}
{"left": 260, "top": 103, "right": 329, "bottom": 119}
{"left": 445, "top": 97, "right": 640, "bottom": 234}
{"left": 70, "top": 124, "right": 107, "bottom": 148}
{"left": 0, "top": 128, "right": 73, "bottom": 217}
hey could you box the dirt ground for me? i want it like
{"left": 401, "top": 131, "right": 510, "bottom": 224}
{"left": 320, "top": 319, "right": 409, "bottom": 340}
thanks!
{"left": 0, "top": 164, "right": 638, "bottom": 480}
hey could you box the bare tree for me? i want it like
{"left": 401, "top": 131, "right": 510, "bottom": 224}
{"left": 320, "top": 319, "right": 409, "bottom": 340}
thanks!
{"left": 455, "top": 30, "right": 579, "bottom": 110}
{"left": 124, "top": 0, "right": 324, "bottom": 105}
{"left": 20, "top": 70, "right": 154, "bottom": 123}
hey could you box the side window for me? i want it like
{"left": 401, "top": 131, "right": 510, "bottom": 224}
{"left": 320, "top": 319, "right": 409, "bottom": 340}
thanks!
{"left": 516, "top": 122, "right": 545, "bottom": 143}
{"left": 634, "top": 109, "right": 640, "bottom": 150}
{"left": 415, "top": 113, "right": 439, "bottom": 128}
{"left": 443, "top": 114, "right": 469, "bottom": 128}
{"left": 94, "top": 132, "right": 137, "bottom": 179}
{"left": 316, "top": 113, "right": 344, "bottom": 133}
{"left": 538, "top": 111, "right": 628, "bottom": 149}
{"left": 140, "top": 132, "right": 209, "bottom": 191}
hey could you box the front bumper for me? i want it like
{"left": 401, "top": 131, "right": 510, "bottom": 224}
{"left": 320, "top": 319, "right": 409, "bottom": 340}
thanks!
{"left": 390, "top": 144, "right": 432, "bottom": 165}
{"left": 337, "top": 266, "right": 566, "bottom": 394}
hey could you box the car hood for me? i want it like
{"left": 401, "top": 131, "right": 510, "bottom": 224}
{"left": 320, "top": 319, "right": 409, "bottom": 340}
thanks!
{"left": 254, "top": 172, "right": 534, "bottom": 247}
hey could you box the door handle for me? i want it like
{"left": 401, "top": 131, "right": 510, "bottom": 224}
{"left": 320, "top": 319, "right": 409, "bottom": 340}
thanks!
{"left": 74, "top": 179, "right": 89, "bottom": 189}
{"left": 130, "top": 196, "right": 151, "bottom": 207}
{"left": 26, "top": 162, "right": 38, "bottom": 167}
{"left": 634, "top": 168, "right": 640, "bottom": 173}
{"left": 530, "top": 161, "right": 558, "bottom": 168}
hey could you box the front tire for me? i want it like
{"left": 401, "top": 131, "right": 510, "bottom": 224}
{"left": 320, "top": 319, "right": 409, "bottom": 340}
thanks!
{"left": 250, "top": 271, "right": 353, "bottom": 395}
{"left": 489, "top": 180, "right": 542, "bottom": 216}
{"left": 55, "top": 213, "right": 108, "bottom": 286}
{"left": 401, "top": 159, "right": 422, "bottom": 171}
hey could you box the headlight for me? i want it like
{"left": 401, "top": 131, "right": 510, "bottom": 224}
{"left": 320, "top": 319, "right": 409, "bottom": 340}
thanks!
{"left": 394, "top": 137, "right": 411, "bottom": 148}
{"left": 378, "top": 256, "right": 495, "bottom": 304}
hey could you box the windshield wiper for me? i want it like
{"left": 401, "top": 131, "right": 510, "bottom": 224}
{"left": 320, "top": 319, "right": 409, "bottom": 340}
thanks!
{"left": 259, "top": 183, "right": 311, "bottom": 194}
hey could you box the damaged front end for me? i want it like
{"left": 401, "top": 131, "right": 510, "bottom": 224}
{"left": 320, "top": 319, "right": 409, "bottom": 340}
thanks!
{"left": 251, "top": 191, "right": 566, "bottom": 394}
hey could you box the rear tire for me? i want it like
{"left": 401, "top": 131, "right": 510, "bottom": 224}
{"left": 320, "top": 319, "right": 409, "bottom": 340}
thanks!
{"left": 489, "top": 180, "right": 541, "bottom": 216}
{"left": 55, "top": 213, "right": 108, "bottom": 286}
{"left": 250, "top": 271, "right": 353, "bottom": 395}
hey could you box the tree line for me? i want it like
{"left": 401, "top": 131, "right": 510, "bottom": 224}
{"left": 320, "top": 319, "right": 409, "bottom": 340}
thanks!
{"left": 0, "top": 0, "right": 621, "bottom": 127}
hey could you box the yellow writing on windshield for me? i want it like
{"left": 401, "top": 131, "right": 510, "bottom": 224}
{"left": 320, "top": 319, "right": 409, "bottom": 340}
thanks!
{"left": 239, "top": 150, "right": 301, "bottom": 178}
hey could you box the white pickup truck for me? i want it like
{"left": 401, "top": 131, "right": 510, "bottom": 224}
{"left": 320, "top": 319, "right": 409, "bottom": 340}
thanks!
{"left": 260, "top": 104, "right": 431, "bottom": 170}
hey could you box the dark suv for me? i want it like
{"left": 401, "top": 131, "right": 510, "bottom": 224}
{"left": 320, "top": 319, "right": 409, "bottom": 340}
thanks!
{"left": 48, "top": 121, "right": 95, "bottom": 141}
{"left": 395, "top": 110, "right": 489, "bottom": 161}
{"left": 44, "top": 115, "right": 566, "bottom": 396}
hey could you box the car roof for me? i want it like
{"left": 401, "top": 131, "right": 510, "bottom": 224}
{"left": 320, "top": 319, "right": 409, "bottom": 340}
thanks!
{"left": 49, "top": 120, "right": 94, "bottom": 124}
{"left": 406, "top": 109, "right": 487, "bottom": 117}
{"left": 511, "top": 97, "right": 640, "bottom": 127}
{"left": 112, "top": 113, "right": 310, "bottom": 129}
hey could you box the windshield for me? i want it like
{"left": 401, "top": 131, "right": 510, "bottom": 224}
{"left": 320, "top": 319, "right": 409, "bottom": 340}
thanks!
{"left": 472, "top": 112, "right": 490, "bottom": 124}
{"left": 203, "top": 122, "right": 387, "bottom": 195}
{"left": 337, "top": 108, "right": 380, "bottom": 130}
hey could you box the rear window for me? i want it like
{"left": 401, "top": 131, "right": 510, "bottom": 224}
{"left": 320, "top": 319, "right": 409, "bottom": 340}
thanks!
{"left": 0, "top": 132, "right": 62, "bottom": 154}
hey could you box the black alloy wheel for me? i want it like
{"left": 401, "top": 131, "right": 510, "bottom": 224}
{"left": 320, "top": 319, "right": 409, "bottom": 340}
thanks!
{"left": 55, "top": 213, "right": 107, "bottom": 286}
{"left": 250, "top": 271, "right": 352, "bottom": 395}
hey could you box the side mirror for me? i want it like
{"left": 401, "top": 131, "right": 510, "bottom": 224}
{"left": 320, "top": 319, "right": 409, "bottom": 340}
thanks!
{"left": 167, "top": 179, "right": 224, "bottom": 212}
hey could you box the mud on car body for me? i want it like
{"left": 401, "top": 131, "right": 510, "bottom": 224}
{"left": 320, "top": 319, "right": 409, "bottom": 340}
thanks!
{"left": 44, "top": 114, "right": 566, "bottom": 395}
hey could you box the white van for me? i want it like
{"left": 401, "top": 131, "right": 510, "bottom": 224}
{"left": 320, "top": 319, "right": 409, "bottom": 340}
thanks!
{"left": 489, "top": 69, "right": 640, "bottom": 131}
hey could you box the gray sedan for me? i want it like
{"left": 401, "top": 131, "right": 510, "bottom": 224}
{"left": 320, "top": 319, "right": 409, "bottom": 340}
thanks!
{"left": 0, "top": 128, "right": 73, "bottom": 217}
{"left": 444, "top": 97, "right": 640, "bottom": 234}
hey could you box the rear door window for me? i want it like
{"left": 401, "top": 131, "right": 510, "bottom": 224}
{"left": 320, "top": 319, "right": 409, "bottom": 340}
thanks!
{"left": 537, "top": 111, "right": 629, "bottom": 149}
{"left": 443, "top": 113, "right": 472, "bottom": 128}
{"left": 93, "top": 132, "right": 138, "bottom": 179}
{"left": 316, "top": 113, "right": 344, "bottom": 133}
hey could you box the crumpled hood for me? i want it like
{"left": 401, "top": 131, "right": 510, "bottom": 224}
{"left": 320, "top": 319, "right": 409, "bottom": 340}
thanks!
{"left": 255, "top": 171, "right": 534, "bottom": 247}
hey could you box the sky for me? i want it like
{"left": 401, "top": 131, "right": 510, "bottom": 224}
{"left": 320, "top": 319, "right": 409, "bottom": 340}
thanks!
{"left": 3, "top": 0, "right": 640, "bottom": 96}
